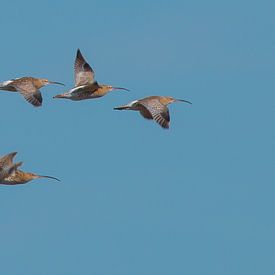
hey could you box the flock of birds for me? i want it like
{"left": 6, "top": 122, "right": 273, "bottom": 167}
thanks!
{"left": 0, "top": 49, "right": 191, "bottom": 185}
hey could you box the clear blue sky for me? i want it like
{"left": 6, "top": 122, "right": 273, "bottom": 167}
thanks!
{"left": 0, "top": 0, "right": 274, "bottom": 274}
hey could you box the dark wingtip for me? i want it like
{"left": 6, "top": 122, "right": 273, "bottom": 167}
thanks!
{"left": 76, "top": 49, "right": 83, "bottom": 58}
{"left": 161, "top": 124, "right": 170, "bottom": 130}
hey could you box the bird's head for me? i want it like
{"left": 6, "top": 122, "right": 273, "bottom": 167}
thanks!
{"left": 16, "top": 171, "right": 38, "bottom": 183}
{"left": 164, "top": 96, "right": 192, "bottom": 105}
{"left": 103, "top": 85, "right": 130, "bottom": 94}
{"left": 40, "top": 79, "right": 65, "bottom": 87}
{"left": 31, "top": 172, "right": 60, "bottom": 182}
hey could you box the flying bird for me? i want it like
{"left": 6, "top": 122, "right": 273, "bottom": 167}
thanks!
{"left": 0, "top": 77, "right": 64, "bottom": 107}
{"left": 114, "top": 96, "right": 191, "bottom": 129}
{"left": 0, "top": 152, "right": 60, "bottom": 185}
{"left": 53, "top": 49, "right": 129, "bottom": 101}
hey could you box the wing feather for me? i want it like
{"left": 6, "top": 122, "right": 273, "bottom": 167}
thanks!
{"left": 11, "top": 81, "right": 42, "bottom": 107}
{"left": 74, "top": 49, "right": 95, "bottom": 86}
{"left": 138, "top": 99, "right": 170, "bottom": 129}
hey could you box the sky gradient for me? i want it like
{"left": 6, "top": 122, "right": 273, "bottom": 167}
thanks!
{"left": 0, "top": 0, "right": 274, "bottom": 274}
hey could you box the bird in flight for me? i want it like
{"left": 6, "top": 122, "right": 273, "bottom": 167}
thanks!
{"left": 53, "top": 49, "right": 129, "bottom": 101}
{"left": 0, "top": 152, "right": 60, "bottom": 185}
{"left": 114, "top": 96, "right": 191, "bottom": 129}
{"left": 0, "top": 77, "right": 64, "bottom": 107}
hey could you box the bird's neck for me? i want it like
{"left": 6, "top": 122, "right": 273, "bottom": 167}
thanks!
{"left": 97, "top": 85, "right": 111, "bottom": 96}
{"left": 33, "top": 79, "right": 44, "bottom": 89}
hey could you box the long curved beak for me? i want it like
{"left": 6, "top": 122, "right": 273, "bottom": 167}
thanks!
{"left": 37, "top": 175, "right": 61, "bottom": 181}
{"left": 49, "top": 81, "right": 65, "bottom": 86}
{"left": 112, "top": 87, "right": 130, "bottom": 91}
{"left": 176, "top": 99, "right": 192, "bottom": 105}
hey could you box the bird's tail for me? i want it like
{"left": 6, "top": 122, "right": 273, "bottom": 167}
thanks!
{"left": 0, "top": 82, "right": 17, "bottom": 91}
{"left": 53, "top": 93, "right": 67, "bottom": 99}
{"left": 0, "top": 83, "right": 6, "bottom": 90}
{"left": 113, "top": 105, "right": 130, "bottom": 110}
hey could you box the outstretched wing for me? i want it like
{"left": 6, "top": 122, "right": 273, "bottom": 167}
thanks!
{"left": 70, "top": 82, "right": 100, "bottom": 95}
{"left": 0, "top": 152, "right": 17, "bottom": 167}
{"left": 12, "top": 82, "right": 42, "bottom": 107}
{"left": 19, "top": 89, "right": 42, "bottom": 107}
{"left": 74, "top": 49, "right": 95, "bottom": 87}
{"left": 138, "top": 99, "right": 170, "bottom": 129}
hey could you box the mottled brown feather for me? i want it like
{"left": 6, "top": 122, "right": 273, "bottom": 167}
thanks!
{"left": 74, "top": 49, "right": 95, "bottom": 87}
{"left": 138, "top": 104, "right": 153, "bottom": 120}
{"left": 138, "top": 99, "right": 170, "bottom": 129}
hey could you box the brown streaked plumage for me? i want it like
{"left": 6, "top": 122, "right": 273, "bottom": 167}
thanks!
{"left": 53, "top": 49, "right": 129, "bottom": 101}
{"left": 0, "top": 152, "right": 60, "bottom": 185}
{"left": 114, "top": 96, "right": 191, "bottom": 129}
{"left": 0, "top": 77, "right": 64, "bottom": 107}
{"left": 0, "top": 152, "right": 22, "bottom": 180}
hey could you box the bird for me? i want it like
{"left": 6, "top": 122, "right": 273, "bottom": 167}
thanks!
{"left": 53, "top": 49, "right": 129, "bottom": 101}
{"left": 114, "top": 96, "right": 191, "bottom": 129}
{"left": 0, "top": 77, "right": 65, "bottom": 107}
{"left": 0, "top": 152, "right": 60, "bottom": 185}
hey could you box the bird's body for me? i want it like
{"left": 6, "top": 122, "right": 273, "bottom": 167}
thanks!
{"left": 114, "top": 96, "right": 191, "bottom": 129}
{"left": 53, "top": 49, "right": 129, "bottom": 101}
{"left": 0, "top": 77, "right": 64, "bottom": 107}
{"left": 1, "top": 170, "right": 40, "bottom": 185}
{"left": 0, "top": 152, "right": 60, "bottom": 185}
{"left": 54, "top": 82, "right": 111, "bottom": 101}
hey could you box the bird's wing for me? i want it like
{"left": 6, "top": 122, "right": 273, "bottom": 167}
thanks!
{"left": 138, "top": 99, "right": 170, "bottom": 129}
{"left": 0, "top": 162, "right": 22, "bottom": 179}
{"left": 20, "top": 90, "right": 43, "bottom": 107}
{"left": 0, "top": 152, "right": 17, "bottom": 167}
{"left": 12, "top": 82, "right": 43, "bottom": 107}
{"left": 74, "top": 49, "right": 95, "bottom": 87}
{"left": 0, "top": 152, "right": 21, "bottom": 180}
{"left": 70, "top": 82, "right": 100, "bottom": 95}
{"left": 139, "top": 105, "right": 153, "bottom": 120}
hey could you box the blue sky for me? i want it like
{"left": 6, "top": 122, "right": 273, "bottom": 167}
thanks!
{"left": 0, "top": 0, "right": 274, "bottom": 274}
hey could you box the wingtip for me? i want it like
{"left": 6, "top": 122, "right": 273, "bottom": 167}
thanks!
{"left": 15, "top": 161, "right": 23, "bottom": 168}
{"left": 76, "top": 48, "right": 82, "bottom": 57}
{"left": 5, "top": 152, "right": 18, "bottom": 159}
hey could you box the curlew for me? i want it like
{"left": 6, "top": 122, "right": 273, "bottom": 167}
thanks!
{"left": 53, "top": 49, "right": 129, "bottom": 101}
{"left": 0, "top": 152, "right": 60, "bottom": 185}
{"left": 114, "top": 96, "right": 191, "bottom": 129}
{"left": 0, "top": 77, "right": 64, "bottom": 107}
